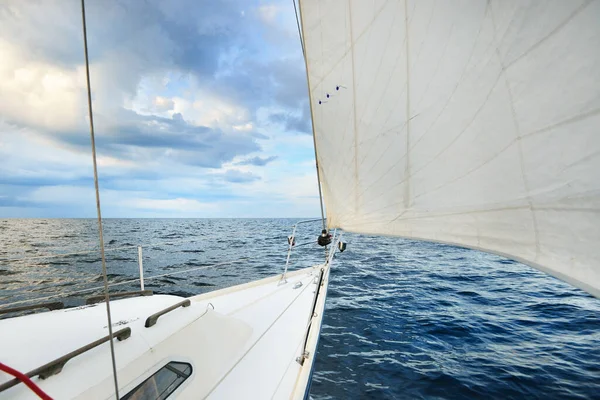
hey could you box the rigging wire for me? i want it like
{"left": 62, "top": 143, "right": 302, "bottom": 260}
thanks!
{"left": 80, "top": 0, "right": 120, "bottom": 398}
{"left": 293, "top": 0, "right": 327, "bottom": 234}
{"left": 292, "top": 0, "right": 305, "bottom": 57}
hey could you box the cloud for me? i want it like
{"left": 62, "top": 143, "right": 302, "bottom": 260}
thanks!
{"left": 235, "top": 156, "right": 278, "bottom": 166}
{"left": 122, "top": 197, "right": 215, "bottom": 213}
{"left": 258, "top": 5, "right": 280, "bottom": 23}
{"left": 0, "top": 0, "right": 321, "bottom": 218}
{"left": 89, "top": 111, "right": 261, "bottom": 168}
{"left": 222, "top": 170, "right": 260, "bottom": 183}
{"left": 268, "top": 101, "right": 312, "bottom": 134}
{"left": 0, "top": 39, "right": 86, "bottom": 132}
{"left": 153, "top": 96, "right": 175, "bottom": 112}
{"left": 233, "top": 122, "right": 253, "bottom": 131}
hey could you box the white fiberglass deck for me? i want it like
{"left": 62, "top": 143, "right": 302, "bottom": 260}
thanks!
{"left": 0, "top": 265, "right": 330, "bottom": 399}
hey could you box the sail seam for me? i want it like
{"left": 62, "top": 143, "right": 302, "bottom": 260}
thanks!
{"left": 311, "top": 1, "right": 403, "bottom": 199}
{"left": 489, "top": 2, "right": 541, "bottom": 260}
{"left": 503, "top": 0, "right": 593, "bottom": 71}
{"left": 316, "top": 2, "right": 382, "bottom": 197}
{"left": 521, "top": 107, "right": 600, "bottom": 140}
{"left": 348, "top": 0, "right": 359, "bottom": 217}
{"left": 308, "top": 0, "right": 390, "bottom": 91}
{"left": 411, "top": 105, "right": 600, "bottom": 201}
{"left": 355, "top": 2, "right": 489, "bottom": 192}
{"left": 394, "top": 26, "right": 497, "bottom": 164}
{"left": 403, "top": 0, "right": 411, "bottom": 211}
{"left": 353, "top": 69, "right": 503, "bottom": 201}
{"left": 352, "top": 1, "right": 407, "bottom": 190}
{"left": 354, "top": 1, "right": 404, "bottom": 128}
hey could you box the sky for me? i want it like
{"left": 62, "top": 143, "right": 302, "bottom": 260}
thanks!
{"left": 0, "top": 0, "right": 321, "bottom": 218}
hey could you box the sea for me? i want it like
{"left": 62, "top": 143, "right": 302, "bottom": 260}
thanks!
{"left": 0, "top": 219, "right": 598, "bottom": 399}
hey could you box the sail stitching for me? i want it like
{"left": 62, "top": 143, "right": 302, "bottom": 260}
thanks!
{"left": 388, "top": 2, "right": 493, "bottom": 163}
{"left": 403, "top": 0, "right": 411, "bottom": 211}
{"left": 317, "top": 1, "right": 401, "bottom": 199}
{"left": 354, "top": 1, "right": 408, "bottom": 175}
{"left": 374, "top": 1, "right": 593, "bottom": 249}
{"left": 503, "top": 0, "right": 593, "bottom": 71}
{"left": 307, "top": 0, "right": 391, "bottom": 91}
{"left": 353, "top": 0, "right": 404, "bottom": 128}
{"left": 348, "top": 0, "right": 360, "bottom": 217}
{"left": 411, "top": 106, "right": 600, "bottom": 202}
{"left": 521, "top": 107, "right": 600, "bottom": 140}
{"left": 488, "top": 2, "right": 541, "bottom": 260}
{"left": 353, "top": 0, "right": 413, "bottom": 155}
{"left": 343, "top": 190, "right": 600, "bottom": 228}
{"left": 323, "top": 0, "right": 413, "bottom": 200}
{"left": 353, "top": 2, "right": 492, "bottom": 194}
{"left": 352, "top": 69, "right": 503, "bottom": 204}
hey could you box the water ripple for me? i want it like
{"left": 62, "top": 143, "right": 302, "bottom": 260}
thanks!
{"left": 0, "top": 219, "right": 598, "bottom": 399}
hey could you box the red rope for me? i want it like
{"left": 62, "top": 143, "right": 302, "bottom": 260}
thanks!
{"left": 0, "top": 362, "right": 53, "bottom": 400}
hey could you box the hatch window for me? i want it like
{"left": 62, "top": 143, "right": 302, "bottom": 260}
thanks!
{"left": 121, "top": 361, "right": 192, "bottom": 400}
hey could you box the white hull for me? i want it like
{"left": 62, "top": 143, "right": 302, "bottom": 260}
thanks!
{"left": 0, "top": 265, "right": 330, "bottom": 399}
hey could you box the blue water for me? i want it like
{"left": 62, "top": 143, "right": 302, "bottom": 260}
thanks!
{"left": 1, "top": 219, "right": 599, "bottom": 399}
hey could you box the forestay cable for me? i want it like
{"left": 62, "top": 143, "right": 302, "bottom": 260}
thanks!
{"left": 292, "top": 0, "right": 305, "bottom": 57}
{"left": 80, "top": 0, "right": 120, "bottom": 398}
{"left": 294, "top": 0, "right": 327, "bottom": 233}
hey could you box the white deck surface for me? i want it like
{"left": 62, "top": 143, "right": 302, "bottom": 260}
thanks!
{"left": 0, "top": 265, "right": 330, "bottom": 399}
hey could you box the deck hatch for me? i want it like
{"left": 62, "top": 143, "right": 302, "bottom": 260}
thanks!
{"left": 121, "top": 361, "right": 192, "bottom": 400}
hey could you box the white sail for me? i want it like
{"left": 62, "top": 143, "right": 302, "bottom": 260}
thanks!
{"left": 299, "top": 0, "right": 600, "bottom": 297}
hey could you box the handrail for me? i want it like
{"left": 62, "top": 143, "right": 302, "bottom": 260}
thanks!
{"left": 0, "top": 327, "right": 131, "bottom": 393}
{"left": 297, "top": 268, "right": 324, "bottom": 366}
{"left": 0, "top": 363, "right": 52, "bottom": 400}
{"left": 145, "top": 299, "right": 191, "bottom": 328}
{"left": 0, "top": 301, "right": 63, "bottom": 316}
{"left": 294, "top": 218, "right": 327, "bottom": 226}
{"left": 86, "top": 290, "right": 153, "bottom": 305}
{"left": 280, "top": 218, "right": 327, "bottom": 284}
